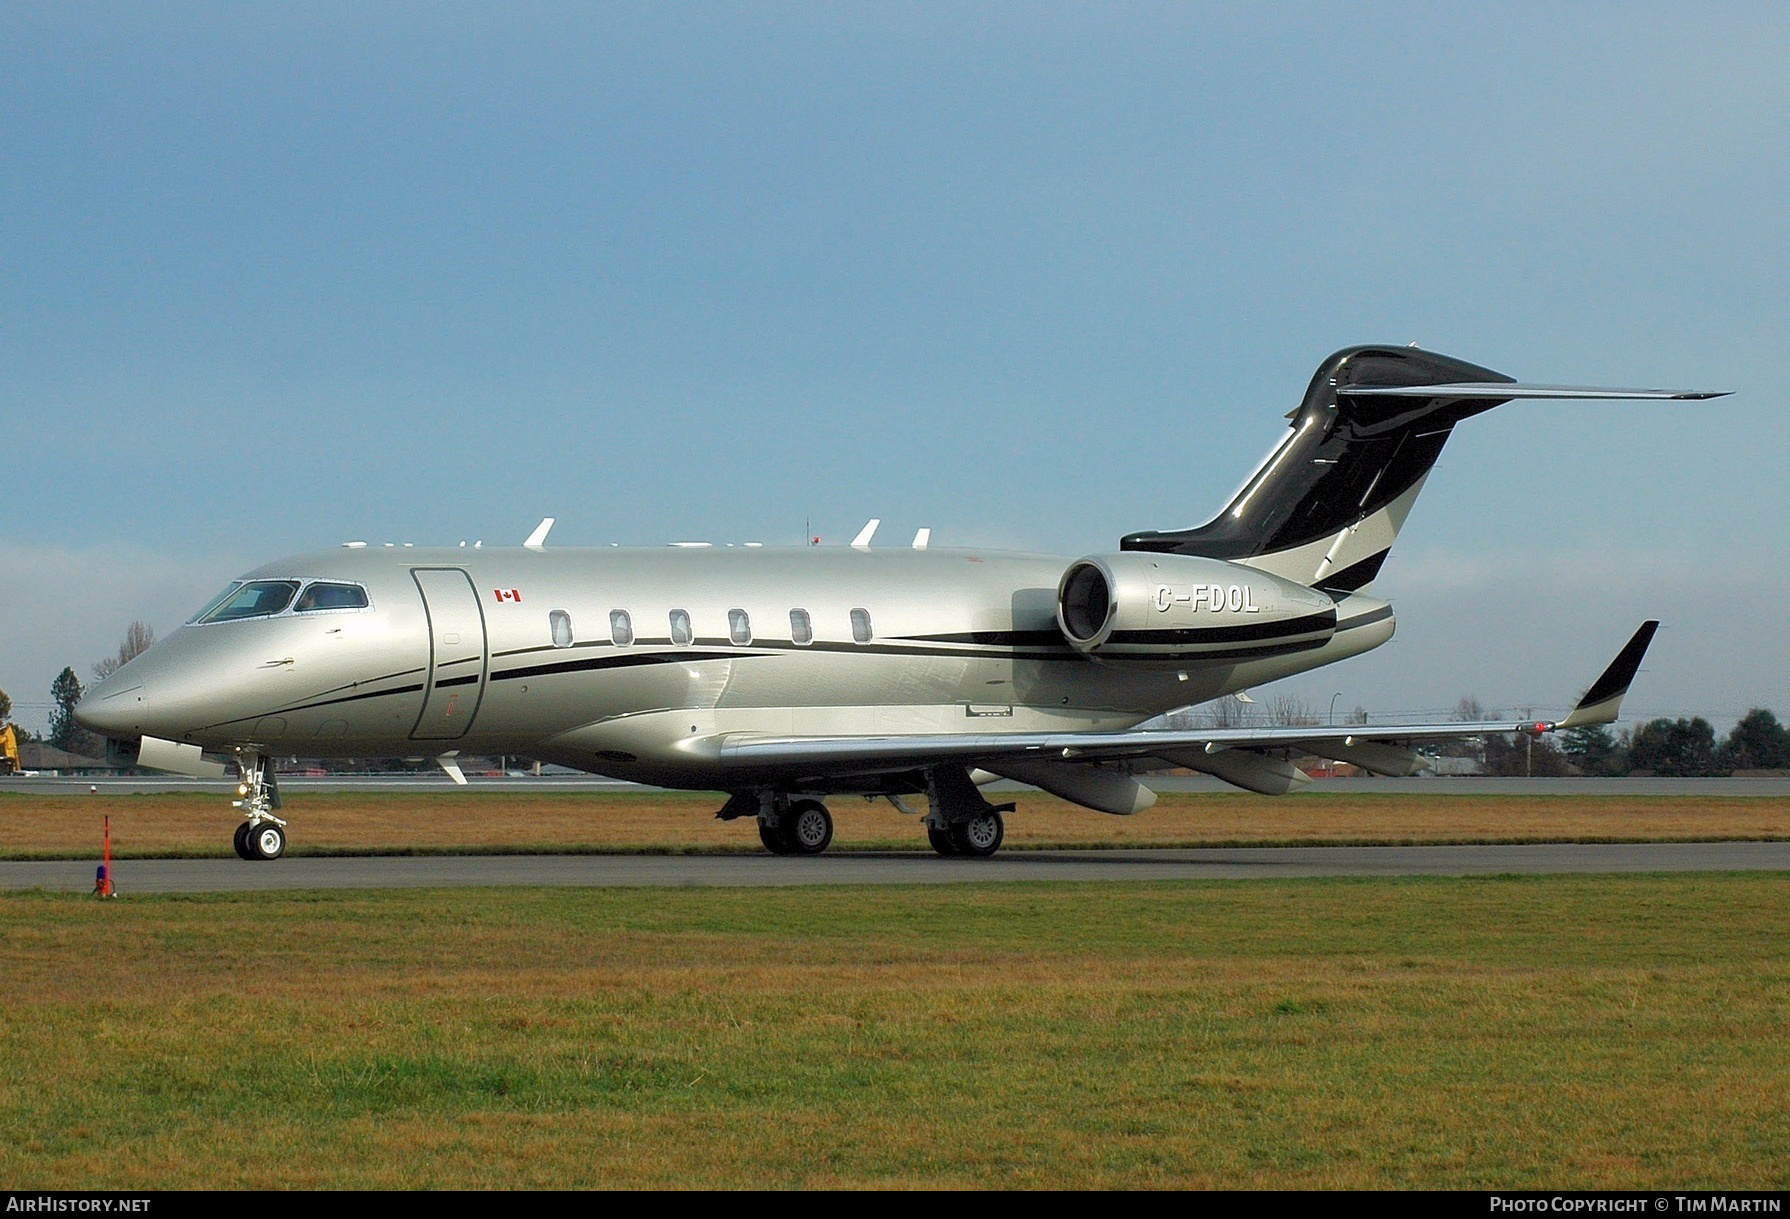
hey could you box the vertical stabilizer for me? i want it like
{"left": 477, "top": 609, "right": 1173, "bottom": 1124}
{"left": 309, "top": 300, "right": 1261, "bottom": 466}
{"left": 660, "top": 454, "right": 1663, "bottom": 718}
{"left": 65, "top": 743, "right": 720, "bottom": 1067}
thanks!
{"left": 1122, "top": 347, "right": 1721, "bottom": 590}
{"left": 1121, "top": 346, "right": 1512, "bottom": 590}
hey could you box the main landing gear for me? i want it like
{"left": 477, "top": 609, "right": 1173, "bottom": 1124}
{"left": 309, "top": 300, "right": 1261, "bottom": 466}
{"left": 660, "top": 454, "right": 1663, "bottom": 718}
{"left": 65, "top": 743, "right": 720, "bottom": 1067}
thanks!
{"left": 718, "top": 792, "right": 835, "bottom": 856}
{"left": 760, "top": 797, "right": 834, "bottom": 856}
{"left": 924, "top": 765, "right": 1013, "bottom": 858}
{"left": 925, "top": 811, "right": 1005, "bottom": 858}
{"left": 717, "top": 769, "right": 1011, "bottom": 859}
{"left": 231, "top": 751, "right": 287, "bottom": 861}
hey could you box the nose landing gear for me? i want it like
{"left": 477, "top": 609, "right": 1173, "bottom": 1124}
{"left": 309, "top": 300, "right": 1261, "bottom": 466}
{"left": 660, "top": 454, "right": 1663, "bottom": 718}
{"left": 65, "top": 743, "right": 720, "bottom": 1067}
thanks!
{"left": 231, "top": 751, "right": 287, "bottom": 861}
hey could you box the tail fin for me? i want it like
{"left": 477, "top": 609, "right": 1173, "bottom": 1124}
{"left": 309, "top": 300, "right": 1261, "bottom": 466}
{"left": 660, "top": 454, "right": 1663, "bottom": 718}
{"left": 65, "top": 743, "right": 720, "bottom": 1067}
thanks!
{"left": 1121, "top": 346, "right": 1723, "bottom": 591}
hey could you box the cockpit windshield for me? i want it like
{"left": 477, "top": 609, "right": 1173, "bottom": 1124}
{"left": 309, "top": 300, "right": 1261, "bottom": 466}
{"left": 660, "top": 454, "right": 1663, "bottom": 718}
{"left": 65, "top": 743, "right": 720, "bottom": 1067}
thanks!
{"left": 294, "top": 582, "right": 369, "bottom": 612}
{"left": 187, "top": 583, "right": 243, "bottom": 624}
{"left": 194, "top": 580, "right": 301, "bottom": 623}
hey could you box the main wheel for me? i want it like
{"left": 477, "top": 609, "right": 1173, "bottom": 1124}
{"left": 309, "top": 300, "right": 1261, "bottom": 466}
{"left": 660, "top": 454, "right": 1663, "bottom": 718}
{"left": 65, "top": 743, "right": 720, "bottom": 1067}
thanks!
{"left": 783, "top": 800, "right": 833, "bottom": 855}
{"left": 232, "top": 821, "right": 254, "bottom": 860}
{"left": 248, "top": 822, "right": 286, "bottom": 861}
{"left": 948, "top": 811, "right": 1004, "bottom": 858}
{"left": 758, "top": 818, "right": 794, "bottom": 855}
{"left": 926, "top": 823, "right": 959, "bottom": 857}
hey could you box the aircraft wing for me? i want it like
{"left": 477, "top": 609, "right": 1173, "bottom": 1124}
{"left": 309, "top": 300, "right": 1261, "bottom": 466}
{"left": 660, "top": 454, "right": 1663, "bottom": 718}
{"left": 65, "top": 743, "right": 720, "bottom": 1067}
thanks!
{"left": 717, "top": 622, "right": 1658, "bottom": 798}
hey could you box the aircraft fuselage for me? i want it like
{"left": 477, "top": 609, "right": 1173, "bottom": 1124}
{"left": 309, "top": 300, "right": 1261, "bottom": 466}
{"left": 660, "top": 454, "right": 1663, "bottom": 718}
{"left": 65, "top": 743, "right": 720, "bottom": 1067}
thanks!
{"left": 79, "top": 544, "right": 1394, "bottom": 790}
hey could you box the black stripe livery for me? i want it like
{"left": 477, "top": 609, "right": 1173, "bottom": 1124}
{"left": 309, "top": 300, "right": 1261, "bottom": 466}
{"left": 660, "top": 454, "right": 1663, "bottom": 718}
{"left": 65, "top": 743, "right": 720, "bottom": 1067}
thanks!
{"left": 1120, "top": 346, "right": 1514, "bottom": 591}
{"left": 1574, "top": 620, "right": 1660, "bottom": 709}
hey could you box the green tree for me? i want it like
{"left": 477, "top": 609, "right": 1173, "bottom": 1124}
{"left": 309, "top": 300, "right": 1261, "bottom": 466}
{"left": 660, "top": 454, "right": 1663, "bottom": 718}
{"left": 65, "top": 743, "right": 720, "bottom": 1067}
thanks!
{"left": 1561, "top": 724, "right": 1624, "bottom": 776}
{"left": 1722, "top": 708, "right": 1790, "bottom": 772}
{"left": 47, "top": 667, "right": 94, "bottom": 755}
{"left": 1627, "top": 717, "right": 1722, "bottom": 777}
{"left": 1483, "top": 731, "right": 1571, "bottom": 777}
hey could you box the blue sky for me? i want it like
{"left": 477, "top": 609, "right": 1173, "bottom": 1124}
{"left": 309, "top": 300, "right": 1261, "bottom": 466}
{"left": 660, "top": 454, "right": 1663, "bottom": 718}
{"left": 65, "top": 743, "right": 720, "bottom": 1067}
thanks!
{"left": 3, "top": 3, "right": 1786, "bottom": 731}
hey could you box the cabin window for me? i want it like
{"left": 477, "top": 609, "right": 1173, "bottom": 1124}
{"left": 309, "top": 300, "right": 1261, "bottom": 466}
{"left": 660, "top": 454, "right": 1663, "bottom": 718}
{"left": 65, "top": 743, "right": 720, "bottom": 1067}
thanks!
{"left": 850, "top": 607, "right": 873, "bottom": 643}
{"left": 610, "top": 610, "right": 634, "bottom": 647}
{"left": 196, "top": 580, "right": 301, "bottom": 623}
{"left": 728, "top": 608, "right": 752, "bottom": 646}
{"left": 669, "top": 609, "right": 693, "bottom": 646}
{"left": 549, "top": 610, "right": 574, "bottom": 648}
{"left": 294, "top": 582, "right": 369, "bottom": 613}
{"left": 789, "top": 608, "right": 813, "bottom": 646}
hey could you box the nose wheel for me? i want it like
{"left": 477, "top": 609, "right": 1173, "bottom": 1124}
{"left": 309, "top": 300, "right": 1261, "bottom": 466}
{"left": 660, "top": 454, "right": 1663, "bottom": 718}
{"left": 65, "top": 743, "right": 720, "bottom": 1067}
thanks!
{"left": 231, "top": 750, "right": 288, "bottom": 862}
{"left": 234, "top": 819, "right": 286, "bottom": 860}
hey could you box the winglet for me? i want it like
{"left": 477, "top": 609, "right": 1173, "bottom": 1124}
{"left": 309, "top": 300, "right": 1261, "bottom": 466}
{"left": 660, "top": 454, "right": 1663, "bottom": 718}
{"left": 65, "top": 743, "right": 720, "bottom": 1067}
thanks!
{"left": 524, "top": 517, "right": 555, "bottom": 549}
{"left": 1554, "top": 621, "right": 1659, "bottom": 729}
{"left": 851, "top": 518, "right": 880, "bottom": 549}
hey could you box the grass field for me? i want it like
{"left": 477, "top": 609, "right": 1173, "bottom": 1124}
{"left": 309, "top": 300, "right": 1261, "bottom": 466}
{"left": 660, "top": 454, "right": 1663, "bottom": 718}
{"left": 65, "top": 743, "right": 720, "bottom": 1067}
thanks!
{"left": 3, "top": 874, "right": 1788, "bottom": 1188}
{"left": 4, "top": 788, "right": 1790, "bottom": 859}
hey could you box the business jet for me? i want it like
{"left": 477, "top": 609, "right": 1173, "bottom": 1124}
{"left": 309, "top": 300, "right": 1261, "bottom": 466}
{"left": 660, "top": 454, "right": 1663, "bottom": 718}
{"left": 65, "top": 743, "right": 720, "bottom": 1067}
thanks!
{"left": 75, "top": 345, "right": 1721, "bottom": 861}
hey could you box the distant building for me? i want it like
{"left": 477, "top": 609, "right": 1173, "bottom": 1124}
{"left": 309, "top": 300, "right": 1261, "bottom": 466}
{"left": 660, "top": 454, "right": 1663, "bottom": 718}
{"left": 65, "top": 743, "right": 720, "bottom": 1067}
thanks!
{"left": 16, "top": 741, "right": 127, "bottom": 774}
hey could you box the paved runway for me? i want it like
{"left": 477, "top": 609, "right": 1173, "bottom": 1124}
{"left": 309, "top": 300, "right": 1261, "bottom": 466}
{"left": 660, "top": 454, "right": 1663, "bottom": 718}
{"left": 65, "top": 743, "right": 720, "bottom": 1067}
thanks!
{"left": 6, "top": 841, "right": 1790, "bottom": 893}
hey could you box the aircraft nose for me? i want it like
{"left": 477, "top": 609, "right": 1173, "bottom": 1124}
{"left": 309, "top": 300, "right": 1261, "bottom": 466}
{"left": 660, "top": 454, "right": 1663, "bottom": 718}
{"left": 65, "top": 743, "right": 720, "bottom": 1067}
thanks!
{"left": 75, "top": 675, "right": 151, "bottom": 740}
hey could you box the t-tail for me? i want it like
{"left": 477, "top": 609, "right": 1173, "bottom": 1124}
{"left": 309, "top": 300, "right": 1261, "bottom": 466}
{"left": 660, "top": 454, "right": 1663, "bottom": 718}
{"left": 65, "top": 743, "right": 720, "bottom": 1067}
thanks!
{"left": 1121, "top": 345, "right": 1726, "bottom": 592}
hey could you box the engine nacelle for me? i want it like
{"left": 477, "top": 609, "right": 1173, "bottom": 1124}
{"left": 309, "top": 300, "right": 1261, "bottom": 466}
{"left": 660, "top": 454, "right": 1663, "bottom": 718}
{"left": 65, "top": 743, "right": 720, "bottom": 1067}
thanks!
{"left": 1056, "top": 552, "right": 1337, "bottom": 663}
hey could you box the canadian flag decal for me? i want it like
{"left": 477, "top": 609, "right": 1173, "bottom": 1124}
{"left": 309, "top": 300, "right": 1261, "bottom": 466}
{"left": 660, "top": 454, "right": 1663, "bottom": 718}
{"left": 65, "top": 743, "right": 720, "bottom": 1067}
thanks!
{"left": 493, "top": 588, "right": 522, "bottom": 603}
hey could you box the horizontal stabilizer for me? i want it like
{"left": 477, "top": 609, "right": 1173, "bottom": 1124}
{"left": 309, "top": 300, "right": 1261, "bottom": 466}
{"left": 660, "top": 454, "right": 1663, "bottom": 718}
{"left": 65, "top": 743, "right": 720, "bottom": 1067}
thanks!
{"left": 1121, "top": 346, "right": 1728, "bottom": 593}
{"left": 1338, "top": 383, "right": 1728, "bottom": 401}
{"left": 1555, "top": 621, "right": 1660, "bottom": 729}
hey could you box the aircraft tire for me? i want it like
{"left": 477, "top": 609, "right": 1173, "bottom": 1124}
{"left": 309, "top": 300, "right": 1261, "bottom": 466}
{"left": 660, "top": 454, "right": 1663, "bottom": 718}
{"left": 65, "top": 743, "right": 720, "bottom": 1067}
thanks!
{"left": 758, "top": 818, "right": 795, "bottom": 855}
{"left": 926, "top": 824, "right": 960, "bottom": 857}
{"left": 249, "top": 822, "right": 286, "bottom": 862}
{"left": 232, "top": 821, "right": 254, "bottom": 860}
{"left": 948, "top": 812, "right": 1004, "bottom": 858}
{"left": 784, "top": 800, "right": 833, "bottom": 855}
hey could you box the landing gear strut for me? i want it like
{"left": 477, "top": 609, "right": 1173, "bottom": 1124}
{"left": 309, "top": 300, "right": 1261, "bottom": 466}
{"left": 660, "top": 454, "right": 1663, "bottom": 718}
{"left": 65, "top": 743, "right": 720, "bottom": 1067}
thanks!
{"left": 925, "top": 766, "right": 1012, "bottom": 858}
{"left": 231, "top": 751, "right": 287, "bottom": 861}
{"left": 736, "top": 792, "right": 834, "bottom": 856}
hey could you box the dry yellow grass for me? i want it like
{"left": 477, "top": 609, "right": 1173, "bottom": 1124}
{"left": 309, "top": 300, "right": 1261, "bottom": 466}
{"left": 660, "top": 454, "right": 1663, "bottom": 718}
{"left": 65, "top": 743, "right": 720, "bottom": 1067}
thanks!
{"left": 3, "top": 788, "right": 1790, "bottom": 858}
{"left": 3, "top": 877, "right": 1789, "bottom": 1188}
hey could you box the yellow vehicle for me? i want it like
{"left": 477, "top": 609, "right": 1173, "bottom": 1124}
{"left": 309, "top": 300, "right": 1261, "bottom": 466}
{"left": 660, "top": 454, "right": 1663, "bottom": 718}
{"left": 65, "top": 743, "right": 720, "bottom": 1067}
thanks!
{"left": 0, "top": 724, "right": 17, "bottom": 775}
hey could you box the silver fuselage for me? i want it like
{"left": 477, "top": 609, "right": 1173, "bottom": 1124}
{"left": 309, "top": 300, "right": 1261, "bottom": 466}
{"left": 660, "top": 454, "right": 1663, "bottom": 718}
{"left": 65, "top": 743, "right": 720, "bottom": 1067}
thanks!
{"left": 77, "top": 545, "right": 1394, "bottom": 789}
